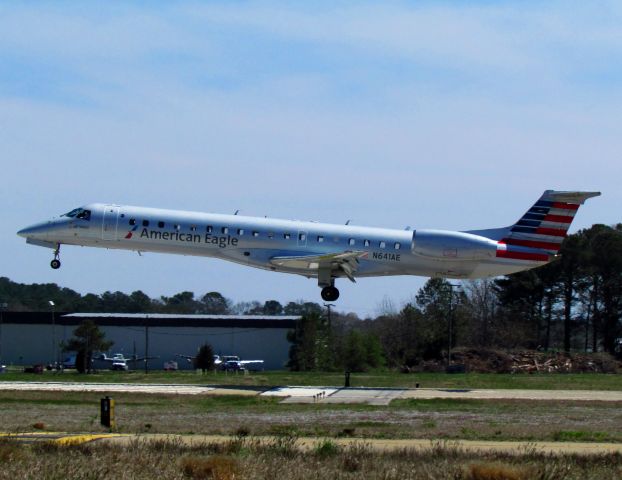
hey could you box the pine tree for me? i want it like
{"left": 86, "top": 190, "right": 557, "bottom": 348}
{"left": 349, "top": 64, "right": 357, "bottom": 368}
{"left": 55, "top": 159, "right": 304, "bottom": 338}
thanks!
{"left": 64, "top": 320, "right": 113, "bottom": 374}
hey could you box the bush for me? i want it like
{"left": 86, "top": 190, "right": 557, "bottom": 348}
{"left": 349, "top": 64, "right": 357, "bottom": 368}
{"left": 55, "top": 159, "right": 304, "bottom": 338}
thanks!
{"left": 313, "top": 439, "right": 340, "bottom": 458}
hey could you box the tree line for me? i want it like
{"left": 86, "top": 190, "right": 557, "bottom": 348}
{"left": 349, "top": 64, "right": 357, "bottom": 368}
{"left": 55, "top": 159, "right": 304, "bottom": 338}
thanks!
{"left": 0, "top": 277, "right": 322, "bottom": 316}
{"left": 288, "top": 224, "right": 622, "bottom": 370}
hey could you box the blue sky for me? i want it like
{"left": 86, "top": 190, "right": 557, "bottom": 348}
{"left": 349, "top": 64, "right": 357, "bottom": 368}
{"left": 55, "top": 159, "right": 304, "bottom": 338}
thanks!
{"left": 1, "top": 2, "right": 619, "bottom": 316}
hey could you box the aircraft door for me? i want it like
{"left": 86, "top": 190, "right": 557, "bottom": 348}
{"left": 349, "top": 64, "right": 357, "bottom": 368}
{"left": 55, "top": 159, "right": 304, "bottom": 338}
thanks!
{"left": 297, "top": 230, "right": 308, "bottom": 248}
{"left": 102, "top": 206, "right": 119, "bottom": 241}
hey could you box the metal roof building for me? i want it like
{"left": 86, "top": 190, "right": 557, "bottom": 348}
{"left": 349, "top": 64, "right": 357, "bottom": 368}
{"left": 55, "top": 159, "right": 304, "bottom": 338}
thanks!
{"left": 0, "top": 312, "right": 299, "bottom": 370}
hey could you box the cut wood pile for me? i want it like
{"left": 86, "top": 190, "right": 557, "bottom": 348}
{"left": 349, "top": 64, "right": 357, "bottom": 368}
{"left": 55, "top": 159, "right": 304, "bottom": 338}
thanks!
{"left": 408, "top": 348, "right": 621, "bottom": 373}
{"left": 450, "top": 348, "right": 621, "bottom": 374}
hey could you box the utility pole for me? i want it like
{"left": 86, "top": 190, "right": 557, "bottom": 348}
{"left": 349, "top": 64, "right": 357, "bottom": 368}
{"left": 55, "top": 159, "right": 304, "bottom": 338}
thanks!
{"left": 323, "top": 303, "right": 335, "bottom": 329}
{"left": 0, "top": 301, "right": 7, "bottom": 364}
{"left": 447, "top": 283, "right": 461, "bottom": 367}
{"left": 144, "top": 314, "right": 149, "bottom": 374}
{"left": 49, "top": 301, "right": 56, "bottom": 367}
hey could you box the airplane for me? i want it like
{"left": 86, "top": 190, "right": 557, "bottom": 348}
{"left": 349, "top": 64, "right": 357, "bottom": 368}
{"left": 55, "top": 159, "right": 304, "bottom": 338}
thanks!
{"left": 176, "top": 353, "right": 223, "bottom": 368}
{"left": 17, "top": 190, "right": 600, "bottom": 301}
{"left": 176, "top": 353, "right": 264, "bottom": 371}
{"left": 97, "top": 353, "right": 158, "bottom": 371}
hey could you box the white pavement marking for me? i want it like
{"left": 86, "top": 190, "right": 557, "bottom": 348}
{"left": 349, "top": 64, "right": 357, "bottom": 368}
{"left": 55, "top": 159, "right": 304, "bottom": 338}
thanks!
{"left": 322, "top": 388, "right": 406, "bottom": 406}
{"left": 0, "top": 382, "right": 214, "bottom": 395}
{"left": 264, "top": 387, "right": 406, "bottom": 405}
{"left": 261, "top": 386, "right": 337, "bottom": 399}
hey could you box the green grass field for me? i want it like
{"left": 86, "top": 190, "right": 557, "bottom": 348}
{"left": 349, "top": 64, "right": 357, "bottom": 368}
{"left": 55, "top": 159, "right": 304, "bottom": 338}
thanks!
{"left": 1, "top": 389, "right": 622, "bottom": 443}
{"left": 1, "top": 368, "right": 622, "bottom": 390}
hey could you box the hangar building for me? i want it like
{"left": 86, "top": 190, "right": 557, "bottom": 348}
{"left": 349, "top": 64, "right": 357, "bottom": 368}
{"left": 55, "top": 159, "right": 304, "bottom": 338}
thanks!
{"left": 0, "top": 312, "right": 299, "bottom": 370}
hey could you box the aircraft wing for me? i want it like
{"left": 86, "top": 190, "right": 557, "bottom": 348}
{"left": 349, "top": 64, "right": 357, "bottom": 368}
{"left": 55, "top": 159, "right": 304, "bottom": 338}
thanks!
{"left": 269, "top": 251, "right": 368, "bottom": 282}
{"left": 98, "top": 354, "right": 116, "bottom": 363}
{"left": 175, "top": 354, "right": 195, "bottom": 364}
{"left": 239, "top": 360, "right": 264, "bottom": 371}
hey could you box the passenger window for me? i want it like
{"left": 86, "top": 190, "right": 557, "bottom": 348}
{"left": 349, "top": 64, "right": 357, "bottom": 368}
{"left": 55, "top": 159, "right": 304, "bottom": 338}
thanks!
{"left": 222, "top": 227, "right": 229, "bottom": 234}
{"left": 299, "top": 233, "right": 306, "bottom": 241}
{"left": 158, "top": 221, "right": 165, "bottom": 228}
{"left": 252, "top": 231, "right": 259, "bottom": 237}
{"left": 207, "top": 226, "right": 213, "bottom": 233}
{"left": 142, "top": 220, "right": 149, "bottom": 227}
{"left": 317, "top": 236, "right": 324, "bottom": 243}
{"left": 394, "top": 242, "right": 401, "bottom": 250}
{"left": 129, "top": 219, "right": 136, "bottom": 226}
{"left": 238, "top": 228, "right": 244, "bottom": 235}
{"left": 379, "top": 241, "right": 386, "bottom": 249}
{"left": 364, "top": 240, "right": 370, "bottom": 247}
{"left": 348, "top": 238, "right": 355, "bottom": 246}
{"left": 174, "top": 224, "right": 181, "bottom": 231}
{"left": 284, "top": 233, "right": 291, "bottom": 240}
{"left": 268, "top": 232, "right": 274, "bottom": 239}
{"left": 190, "top": 225, "right": 197, "bottom": 232}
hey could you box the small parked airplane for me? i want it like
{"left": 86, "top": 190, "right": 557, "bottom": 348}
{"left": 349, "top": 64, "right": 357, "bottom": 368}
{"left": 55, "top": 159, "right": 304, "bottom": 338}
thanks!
{"left": 17, "top": 190, "right": 600, "bottom": 301}
{"left": 97, "top": 353, "right": 158, "bottom": 371}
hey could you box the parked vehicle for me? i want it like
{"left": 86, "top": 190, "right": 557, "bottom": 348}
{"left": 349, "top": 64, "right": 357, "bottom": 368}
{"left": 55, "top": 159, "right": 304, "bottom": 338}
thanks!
{"left": 163, "top": 360, "right": 178, "bottom": 371}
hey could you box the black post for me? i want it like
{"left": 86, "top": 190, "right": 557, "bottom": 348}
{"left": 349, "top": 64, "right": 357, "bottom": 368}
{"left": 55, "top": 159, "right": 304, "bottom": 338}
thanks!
{"left": 344, "top": 371, "right": 350, "bottom": 388}
{"left": 100, "top": 396, "right": 115, "bottom": 429}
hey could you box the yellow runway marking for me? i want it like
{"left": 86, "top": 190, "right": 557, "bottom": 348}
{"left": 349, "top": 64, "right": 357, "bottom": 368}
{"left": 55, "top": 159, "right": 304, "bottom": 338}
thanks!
{"left": 0, "top": 432, "right": 127, "bottom": 445}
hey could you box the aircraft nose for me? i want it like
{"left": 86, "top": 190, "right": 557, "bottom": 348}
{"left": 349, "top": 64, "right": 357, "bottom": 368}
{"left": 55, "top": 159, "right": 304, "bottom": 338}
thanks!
{"left": 17, "top": 221, "right": 50, "bottom": 239}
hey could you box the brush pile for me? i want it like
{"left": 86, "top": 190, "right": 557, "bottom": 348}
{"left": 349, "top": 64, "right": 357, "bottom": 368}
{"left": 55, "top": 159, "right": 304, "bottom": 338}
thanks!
{"left": 408, "top": 348, "right": 621, "bottom": 373}
{"left": 449, "top": 348, "right": 621, "bottom": 374}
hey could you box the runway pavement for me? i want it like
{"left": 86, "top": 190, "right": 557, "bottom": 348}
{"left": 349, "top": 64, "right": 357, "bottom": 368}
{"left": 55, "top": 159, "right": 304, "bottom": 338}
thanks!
{"left": 2, "top": 381, "right": 622, "bottom": 404}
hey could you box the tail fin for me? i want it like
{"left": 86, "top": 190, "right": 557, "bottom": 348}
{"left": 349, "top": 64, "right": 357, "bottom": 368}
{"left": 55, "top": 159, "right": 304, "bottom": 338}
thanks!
{"left": 501, "top": 190, "right": 601, "bottom": 254}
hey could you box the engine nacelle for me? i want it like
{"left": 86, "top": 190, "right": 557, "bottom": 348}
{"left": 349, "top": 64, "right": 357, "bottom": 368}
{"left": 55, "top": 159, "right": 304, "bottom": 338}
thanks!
{"left": 412, "top": 230, "right": 498, "bottom": 261}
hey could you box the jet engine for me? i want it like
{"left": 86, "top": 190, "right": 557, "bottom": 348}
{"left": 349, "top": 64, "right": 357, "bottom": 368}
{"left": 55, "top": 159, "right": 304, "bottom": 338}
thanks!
{"left": 412, "top": 230, "right": 498, "bottom": 261}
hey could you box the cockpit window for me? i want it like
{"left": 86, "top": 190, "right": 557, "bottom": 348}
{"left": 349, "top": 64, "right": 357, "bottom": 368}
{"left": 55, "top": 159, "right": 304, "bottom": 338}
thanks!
{"left": 63, "top": 208, "right": 91, "bottom": 221}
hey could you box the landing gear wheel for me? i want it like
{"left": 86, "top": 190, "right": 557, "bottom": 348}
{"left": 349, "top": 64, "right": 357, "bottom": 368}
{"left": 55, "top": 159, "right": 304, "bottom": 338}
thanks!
{"left": 321, "top": 286, "right": 339, "bottom": 302}
{"left": 50, "top": 244, "right": 61, "bottom": 269}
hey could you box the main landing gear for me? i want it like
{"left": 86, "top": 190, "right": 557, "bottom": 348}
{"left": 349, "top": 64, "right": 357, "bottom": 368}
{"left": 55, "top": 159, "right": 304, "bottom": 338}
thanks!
{"left": 321, "top": 285, "right": 339, "bottom": 302}
{"left": 318, "top": 267, "right": 340, "bottom": 301}
{"left": 50, "top": 244, "right": 61, "bottom": 270}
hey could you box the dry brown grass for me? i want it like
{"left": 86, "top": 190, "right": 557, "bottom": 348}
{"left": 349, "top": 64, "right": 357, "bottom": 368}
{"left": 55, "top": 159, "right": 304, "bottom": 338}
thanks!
{"left": 465, "top": 462, "right": 534, "bottom": 480}
{"left": 0, "top": 437, "right": 620, "bottom": 480}
{"left": 180, "top": 455, "right": 239, "bottom": 480}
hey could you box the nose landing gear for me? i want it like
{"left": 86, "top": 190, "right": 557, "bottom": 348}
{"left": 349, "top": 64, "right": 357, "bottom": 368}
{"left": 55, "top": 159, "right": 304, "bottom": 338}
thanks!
{"left": 50, "top": 245, "right": 61, "bottom": 269}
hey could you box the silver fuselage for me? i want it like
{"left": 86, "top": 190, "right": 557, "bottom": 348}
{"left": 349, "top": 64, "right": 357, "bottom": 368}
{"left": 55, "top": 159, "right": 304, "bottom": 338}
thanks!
{"left": 17, "top": 203, "right": 545, "bottom": 280}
